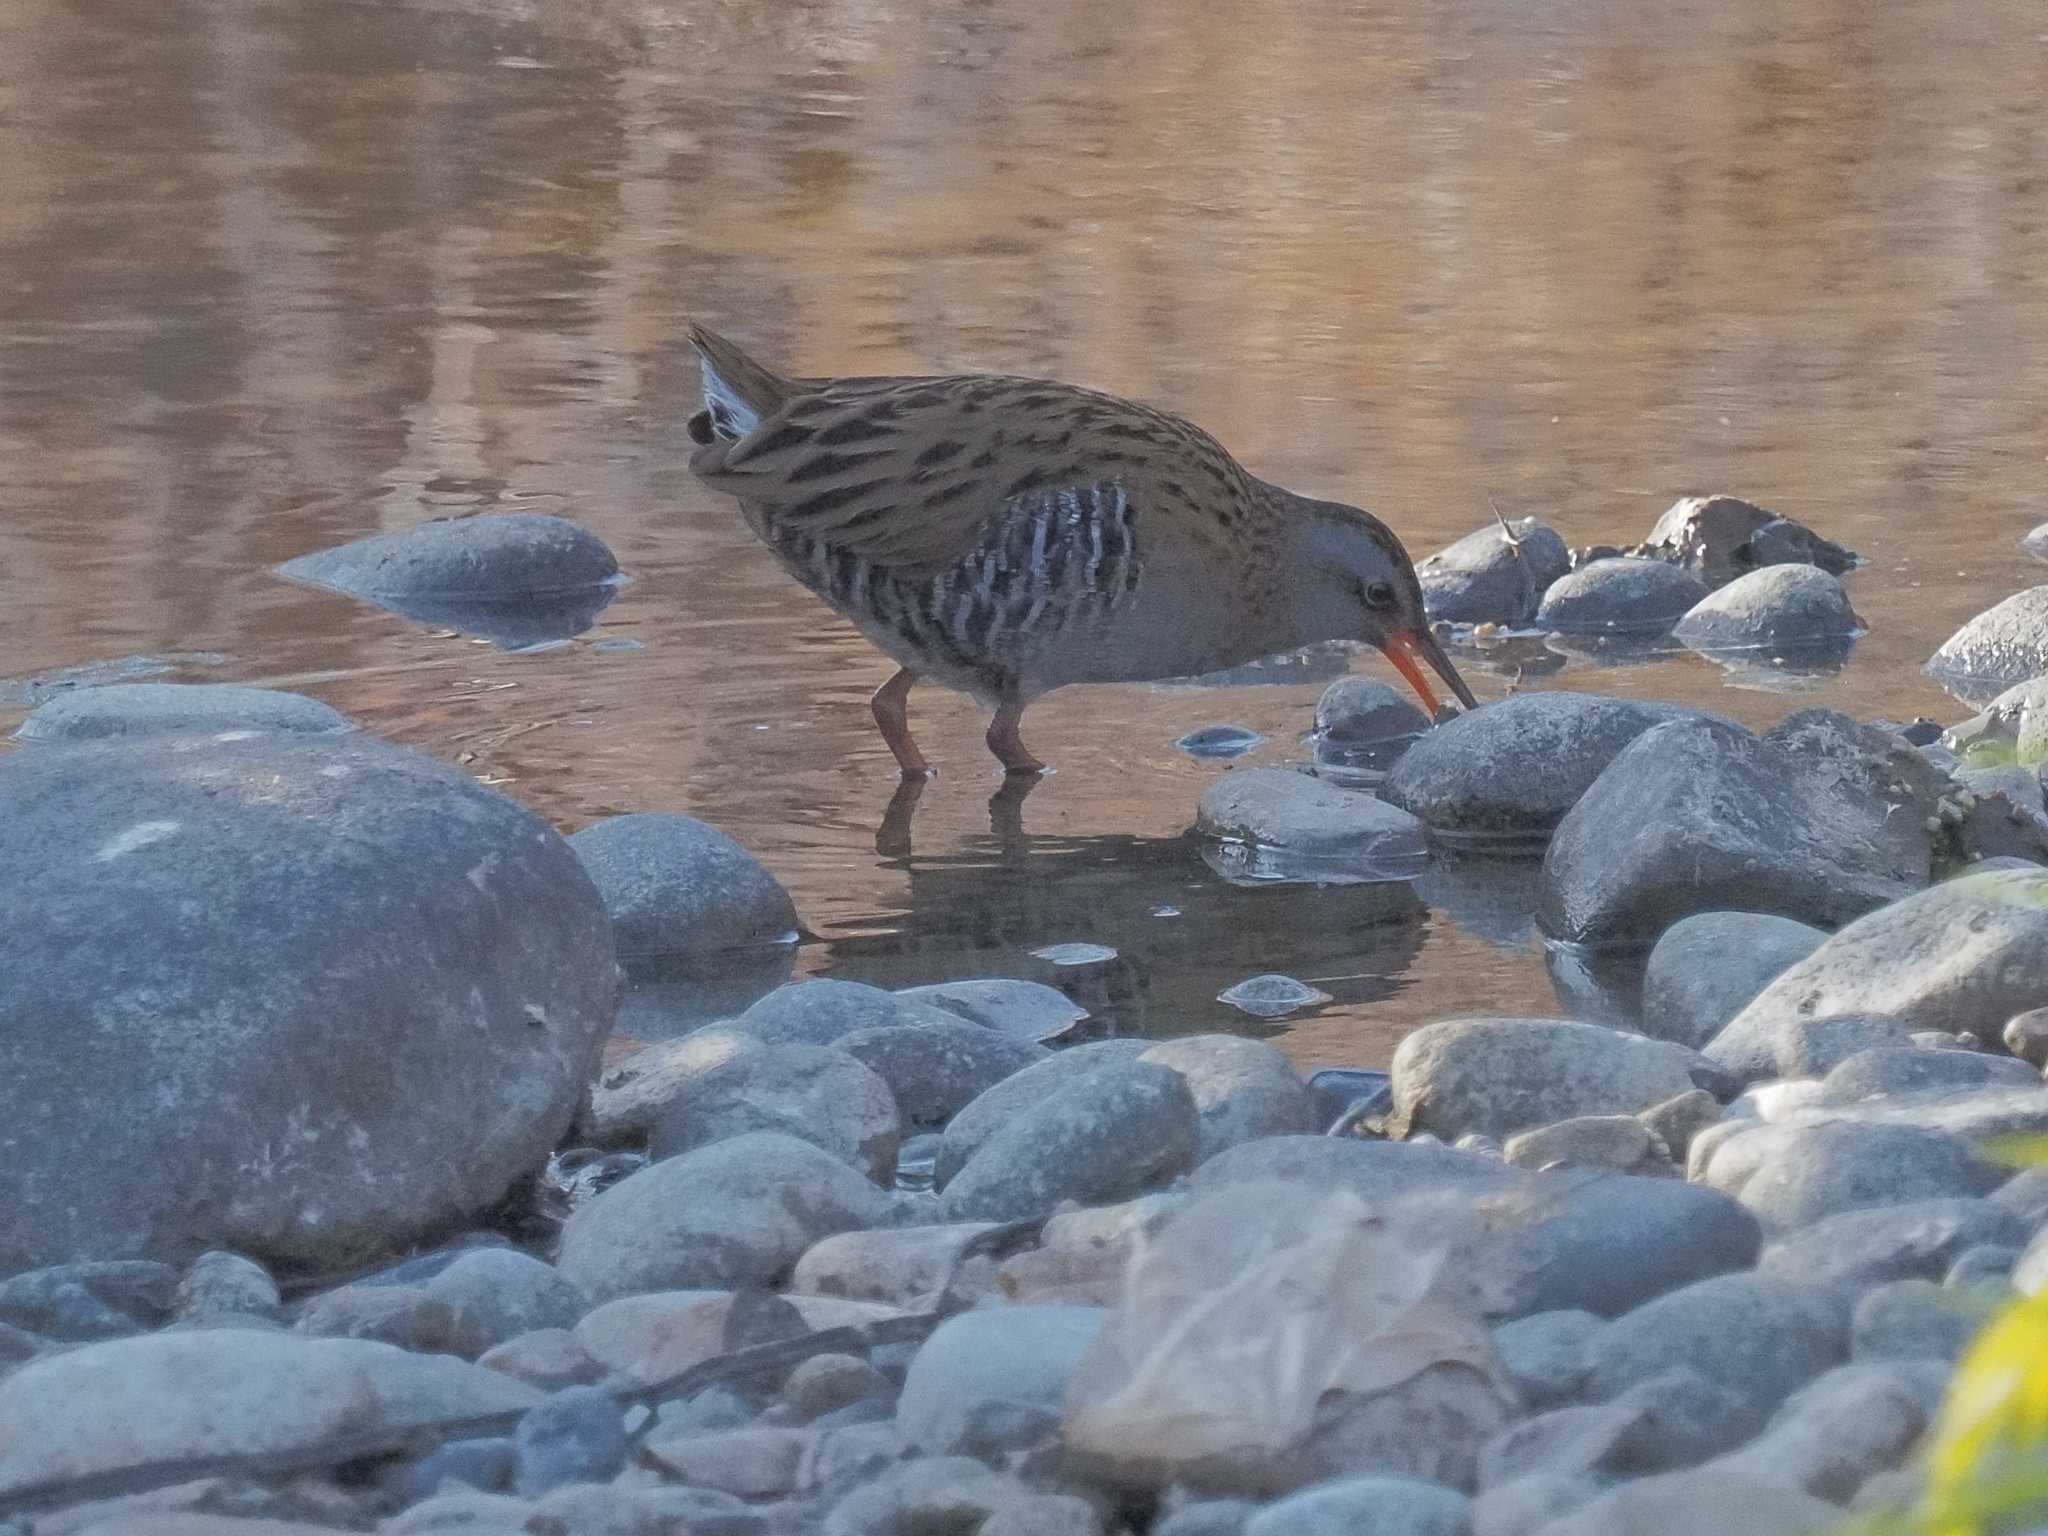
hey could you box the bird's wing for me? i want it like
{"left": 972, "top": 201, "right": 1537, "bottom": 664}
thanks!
{"left": 688, "top": 371, "right": 1246, "bottom": 577}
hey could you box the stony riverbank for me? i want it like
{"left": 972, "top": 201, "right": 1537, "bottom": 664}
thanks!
{"left": 1, "top": 502, "right": 2047, "bottom": 1536}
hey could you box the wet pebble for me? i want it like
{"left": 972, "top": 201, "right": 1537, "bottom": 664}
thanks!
{"left": 1673, "top": 563, "right": 1861, "bottom": 652}
{"left": 569, "top": 812, "right": 798, "bottom": 965}
{"left": 1535, "top": 557, "right": 1710, "bottom": 634}
{"left": 1176, "top": 724, "right": 1265, "bottom": 759}
{"left": 894, "top": 979, "right": 1088, "bottom": 1044}
{"left": 1196, "top": 768, "right": 1426, "bottom": 867}
{"left": 1216, "top": 973, "right": 1332, "bottom": 1019}
{"left": 12, "top": 682, "right": 352, "bottom": 744}
{"left": 1312, "top": 677, "right": 1433, "bottom": 773}
{"left": 1030, "top": 942, "right": 1118, "bottom": 966}
{"left": 1926, "top": 585, "right": 2048, "bottom": 698}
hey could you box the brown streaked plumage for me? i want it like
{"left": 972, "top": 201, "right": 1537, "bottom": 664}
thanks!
{"left": 685, "top": 324, "right": 1475, "bottom": 778}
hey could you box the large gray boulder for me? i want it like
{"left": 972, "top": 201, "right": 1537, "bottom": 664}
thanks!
{"left": 1417, "top": 516, "right": 1571, "bottom": 627}
{"left": 277, "top": 512, "right": 621, "bottom": 648}
{"left": 1196, "top": 769, "right": 1426, "bottom": 868}
{"left": 0, "top": 1329, "right": 541, "bottom": 1507}
{"left": 936, "top": 1041, "right": 1155, "bottom": 1187}
{"left": 1535, "top": 558, "right": 1709, "bottom": 634}
{"left": 1381, "top": 693, "right": 1700, "bottom": 845}
{"left": 1640, "top": 912, "right": 1827, "bottom": 1050}
{"left": 568, "top": 813, "right": 797, "bottom": 964}
{"left": 0, "top": 734, "right": 616, "bottom": 1276}
{"left": 1708, "top": 867, "right": 2048, "bottom": 1060}
{"left": 555, "top": 1133, "right": 898, "bottom": 1302}
{"left": 1640, "top": 495, "right": 1856, "bottom": 585}
{"left": 1540, "top": 712, "right": 1943, "bottom": 944}
{"left": 1386, "top": 1017, "right": 1713, "bottom": 1143}
{"left": 13, "top": 683, "right": 352, "bottom": 744}
{"left": 1673, "top": 565, "right": 1862, "bottom": 648}
{"left": 1927, "top": 586, "right": 2048, "bottom": 700}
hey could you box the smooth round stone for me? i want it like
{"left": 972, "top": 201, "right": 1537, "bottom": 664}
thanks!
{"left": 834, "top": 1020, "right": 1049, "bottom": 1132}
{"left": 1927, "top": 585, "right": 2048, "bottom": 700}
{"left": 1673, "top": 564, "right": 1863, "bottom": 647}
{"left": 568, "top": 813, "right": 797, "bottom": 963}
{"left": 1196, "top": 768, "right": 1426, "bottom": 866}
{"left": 1640, "top": 912, "right": 1826, "bottom": 1051}
{"left": 277, "top": 511, "right": 622, "bottom": 648}
{"left": 1216, "top": 974, "right": 1331, "bottom": 1019}
{"left": 730, "top": 978, "right": 958, "bottom": 1047}
{"left": 1030, "top": 942, "right": 1118, "bottom": 967}
{"left": 2025, "top": 523, "right": 2048, "bottom": 563}
{"left": 1138, "top": 1035, "right": 1318, "bottom": 1161}
{"left": 1417, "top": 515, "right": 1572, "bottom": 627}
{"left": 1314, "top": 678, "right": 1432, "bottom": 745}
{"left": 1244, "top": 1477, "right": 1470, "bottom": 1536}
{"left": 936, "top": 1040, "right": 1155, "bottom": 1187}
{"left": 1535, "top": 558, "right": 1710, "bottom": 634}
{"left": 895, "top": 980, "right": 1088, "bottom": 1044}
{"left": 1816, "top": 1046, "right": 2041, "bottom": 1105}
{"left": 1694, "top": 1119, "right": 2003, "bottom": 1233}
{"left": 514, "top": 1383, "right": 628, "bottom": 1496}
{"left": 897, "top": 1306, "right": 1105, "bottom": 1456}
{"left": 0, "top": 733, "right": 615, "bottom": 1275}
{"left": 1176, "top": 725, "right": 1265, "bottom": 760}
{"left": 1851, "top": 1279, "right": 1986, "bottom": 1363}
{"left": 13, "top": 683, "right": 351, "bottom": 744}
{"left": 1640, "top": 495, "right": 1856, "bottom": 584}
{"left": 1758, "top": 1198, "right": 2028, "bottom": 1289}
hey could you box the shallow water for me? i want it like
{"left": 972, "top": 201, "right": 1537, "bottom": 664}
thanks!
{"left": 3, "top": 0, "right": 2046, "bottom": 1067}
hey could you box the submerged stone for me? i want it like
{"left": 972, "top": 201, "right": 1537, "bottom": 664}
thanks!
{"left": 1176, "top": 724, "right": 1265, "bottom": 759}
{"left": 1216, "top": 973, "right": 1333, "bottom": 1019}
{"left": 1535, "top": 558, "right": 1710, "bottom": 635}
{"left": 13, "top": 682, "right": 352, "bottom": 744}
{"left": 1927, "top": 586, "right": 2048, "bottom": 702}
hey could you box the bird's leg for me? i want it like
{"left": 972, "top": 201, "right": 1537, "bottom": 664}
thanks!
{"left": 871, "top": 667, "right": 931, "bottom": 780}
{"left": 985, "top": 699, "right": 1046, "bottom": 776}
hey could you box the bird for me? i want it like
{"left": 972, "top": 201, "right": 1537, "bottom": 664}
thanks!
{"left": 684, "top": 324, "right": 1476, "bottom": 778}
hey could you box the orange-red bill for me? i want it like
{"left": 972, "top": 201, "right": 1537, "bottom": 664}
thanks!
{"left": 1381, "top": 627, "right": 1479, "bottom": 716}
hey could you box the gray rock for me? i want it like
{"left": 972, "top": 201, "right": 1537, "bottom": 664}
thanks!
{"left": 793, "top": 1223, "right": 1004, "bottom": 1308}
{"left": 1948, "top": 1243, "right": 2022, "bottom": 1291}
{"left": 981, "top": 1493, "right": 1109, "bottom": 1536}
{"left": 939, "top": 1063, "right": 1200, "bottom": 1222}
{"left": 1418, "top": 516, "right": 1572, "bottom": 627}
{"left": 637, "top": 1424, "right": 813, "bottom": 1497}
{"left": 2026, "top": 524, "right": 2048, "bottom": 563}
{"left": 1851, "top": 1278, "right": 1990, "bottom": 1362}
{"left": 1503, "top": 1115, "right": 1662, "bottom": 1173}
{"left": 568, "top": 813, "right": 797, "bottom": 963}
{"left": 1488, "top": 1173, "right": 1763, "bottom": 1319}
{"left": 277, "top": 511, "right": 621, "bottom": 648}
{"left": 1536, "top": 557, "right": 1710, "bottom": 633}
{"left": 784, "top": 1354, "right": 890, "bottom": 1422}
{"left": 0, "top": 1329, "right": 541, "bottom": 1505}
{"left": 408, "top": 1250, "right": 589, "bottom": 1359}
{"left": 1927, "top": 585, "right": 2048, "bottom": 698}
{"left": 896, "top": 1306, "right": 1104, "bottom": 1456}
{"left": 12, "top": 683, "right": 351, "bottom": 744}
{"left": 1244, "top": 1477, "right": 1471, "bottom": 1536}
{"left": 0, "top": 734, "right": 615, "bottom": 1276}
{"left": 1315, "top": 677, "right": 1432, "bottom": 744}
{"left": 514, "top": 1384, "right": 629, "bottom": 1496}
{"left": 1138, "top": 1035, "right": 1317, "bottom": 1164}
{"left": 1673, "top": 564, "right": 1862, "bottom": 648}
{"left": 294, "top": 1281, "right": 426, "bottom": 1346}
{"left": 625, "top": 1030, "right": 901, "bottom": 1183}
{"left": 1641, "top": 495, "right": 1856, "bottom": 585}
{"left": 895, "top": 979, "right": 1088, "bottom": 1045}
{"left": 1640, "top": 912, "right": 1827, "bottom": 1050}
{"left": 835, "top": 1019, "right": 1049, "bottom": 1132}
{"left": 730, "top": 978, "right": 956, "bottom": 1048}
{"left": 1386, "top": 1016, "right": 1712, "bottom": 1142}
{"left": 1190, "top": 1135, "right": 1518, "bottom": 1203}
{"left": 388, "top": 1435, "right": 518, "bottom": 1501}
{"left": 1760, "top": 1198, "right": 2029, "bottom": 1288}
{"left": 1705, "top": 1012, "right": 1927, "bottom": 1083}
{"left": 1697, "top": 1119, "right": 2002, "bottom": 1232}
{"left": 0, "top": 1261, "right": 177, "bottom": 1341}
{"left": 1540, "top": 712, "right": 1942, "bottom": 944}
{"left": 1713, "top": 1361, "right": 1927, "bottom": 1502}
{"left": 1479, "top": 1403, "right": 1640, "bottom": 1488}
{"left": 1196, "top": 768, "right": 1427, "bottom": 866}
{"left": 1608, "top": 1366, "right": 1755, "bottom": 1470}
{"left": 936, "top": 1041, "right": 1153, "bottom": 1185}
{"left": 174, "top": 1252, "right": 281, "bottom": 1325}
{"left": 1585, "top": 1274, "right": 1848, "bottom": 1440}
{"left": 555, "top": 1132, "right": 899, "bottom": 1303}
{"left": 1382, "top": 692, "right": 1697, "bottom": 845}
{"left": 1533, "top": 1466, "right": 1843, "bottom": 1536}
{"left": 1712, "top": 866, "right": 2048, "bottom": 1056}
{"left": 1491, "top": 1311, "right": 1601, "bottom": 1408}
{"left": 1637, "top": 1089, "right": 1723, "bottom": 1161}
{"left": 2007, "top": 1007, "right": 2048, "bottom": 1067}
{"left": 476, "top": 1328, "right": 603, "bottom": 1393}
{"left": 1995, "top": 1164, "right": 2048, "bottom": 1227}
{"left": 1157, "top": 1499, "right": 1262, "bottom": 1536}
{"left": 821, "top": 1454, "right": 1021, "bottom": 1536}
{"left": 1817, "top": 1046, "right": 2040, "bottom": 1104}
{"left": 1471, "top": 1474, "right": 1598, "bottom": 1536}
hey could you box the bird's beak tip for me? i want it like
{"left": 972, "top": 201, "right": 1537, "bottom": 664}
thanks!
{"left": 1381, "top": 627, "right": 1479, "bottom": 718}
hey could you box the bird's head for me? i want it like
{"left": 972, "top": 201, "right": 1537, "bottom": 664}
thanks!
{"left": 1287, "top": 497, "right": 1477, "bottom": 716}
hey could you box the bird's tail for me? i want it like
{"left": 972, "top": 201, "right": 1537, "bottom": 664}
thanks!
{"left": 687, "top": 324, "right": 795, "bottom": 445}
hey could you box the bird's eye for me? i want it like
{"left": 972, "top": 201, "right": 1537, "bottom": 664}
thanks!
{"left": 1363, "top": 580, "right": 1397, "bottom": 609}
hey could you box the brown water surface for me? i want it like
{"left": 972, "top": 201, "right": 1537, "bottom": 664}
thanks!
{"left": 3, "top": 0, "right": 2045, "bottom": 1065}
